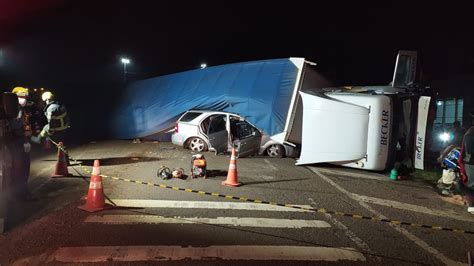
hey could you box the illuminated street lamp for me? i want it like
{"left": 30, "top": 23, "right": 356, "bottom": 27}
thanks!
{"left": 121, "top": 57, "right": 131, "bottom": 82}
{"left": 200, "top": 63, "right": 207, "bottom": 69}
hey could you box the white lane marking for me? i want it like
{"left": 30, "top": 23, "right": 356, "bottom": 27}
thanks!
{"left": 353, "top": 194, "right": 474, "bottom": 223}
{"left": 49, "top": 245, "right": 365, "bottom": 262}
{"left": 309, "top": 167, "right": 462, "bottom": 266}
{"left": 108, "top": 199, "right": 313, "bottom": 212}
{"left": 313, "top": 167, "right": 388, "bottom": 181}
{"left": 307, "top": 197, "right": 375, "bottom": 258}
{"left": 85, "top": 215, "right": 331, "bottom": 229}
{"left": 264, "top": 159, "right": 278, "bottom": 171}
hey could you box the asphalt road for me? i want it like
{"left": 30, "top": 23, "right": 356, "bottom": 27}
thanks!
{"left": 1, "top": 140, "right": 473, "bottom": 265}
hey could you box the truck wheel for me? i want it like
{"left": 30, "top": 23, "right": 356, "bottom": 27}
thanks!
{"left": 188, "top": 137, "right": 208, "bottom": 152}
{"left": 266, "top": 144, "right": 285, "bottom": 158}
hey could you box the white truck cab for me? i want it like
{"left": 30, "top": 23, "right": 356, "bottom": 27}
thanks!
{"left": 296, "top": 91, "right": 391, "bottom": 171}
{"left": 282, "top": 51, "right": 424, "bottom": 171}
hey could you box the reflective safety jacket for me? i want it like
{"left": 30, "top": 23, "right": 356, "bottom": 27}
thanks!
{"left": 44, "top": 101, "right": 70, "bottom": 133}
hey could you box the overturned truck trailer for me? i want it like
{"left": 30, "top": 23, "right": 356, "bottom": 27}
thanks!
{"left": 111, "top": 58, "right": 315, "bottom": 140}
{"left": 112, "top": 53, "right": 428, "bottom": 171}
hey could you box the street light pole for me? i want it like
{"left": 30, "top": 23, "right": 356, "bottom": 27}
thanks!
{"left": 121, "top": 58, "right": 130, "bottom": 82}
{"left": 123, "top": 63, "right": 127, "bottom": 82}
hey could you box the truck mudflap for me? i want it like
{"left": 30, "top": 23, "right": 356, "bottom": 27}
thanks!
{"left": 296, "top": 91, "right": 369, "bottom": 165}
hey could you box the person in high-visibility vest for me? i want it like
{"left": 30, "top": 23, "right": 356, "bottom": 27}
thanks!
{"left": 31, "top": 91, "right": 70, "bottom": 144}
{"left": 6, "top": 87, "right": 38, "bottom": 201}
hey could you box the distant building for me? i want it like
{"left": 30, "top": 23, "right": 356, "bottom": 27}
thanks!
{"left": 430, "top": 74, "right": 474, "bottom": 150}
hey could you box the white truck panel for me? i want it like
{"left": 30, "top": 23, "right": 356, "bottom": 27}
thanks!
{"left": 327, "top": 93, "right": 391, "bottom": 171}
{"left": 296, "top": 92, "right": 369, "bottom": 165}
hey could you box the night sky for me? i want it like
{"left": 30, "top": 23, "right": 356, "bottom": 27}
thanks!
{"left": 1, "top": 1, "right": 473, "bottom": 103}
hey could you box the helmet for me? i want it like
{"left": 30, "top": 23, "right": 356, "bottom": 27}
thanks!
{"left": 41, "top": 91, "right": 54, "bottom": 101}
{"left": 12, "top": 87, "right": 29, "bottom": 97}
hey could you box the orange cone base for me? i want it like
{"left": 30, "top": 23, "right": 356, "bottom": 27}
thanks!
{"left": 78, "top": 203, "right": 114, "bottom": 213}
{"left": 222, "top": 180, "right": 241, "bottom": 187}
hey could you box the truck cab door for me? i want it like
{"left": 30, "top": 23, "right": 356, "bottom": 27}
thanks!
{"left": 207, "top": 114, "right": 228, "bottom": 155}
{"left": 232, "top": 120, "right": 262, "bottom": 157}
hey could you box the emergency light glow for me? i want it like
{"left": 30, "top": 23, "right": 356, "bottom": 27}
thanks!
{"left": 439, "top": 132, "right": 450, "bottom": 142}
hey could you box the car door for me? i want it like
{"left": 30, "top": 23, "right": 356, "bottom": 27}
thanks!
{"left": 233, "top": 120, "right": 261, "bottom": 157}
{"left": 207, "top": 114, "right": 228, "bottom": 154}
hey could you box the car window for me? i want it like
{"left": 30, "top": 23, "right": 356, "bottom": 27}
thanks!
{"left": 208, "top": 115, "right": 227, "bottom": 134}
{"left": 229, "top": 116, "right": 240, "bottom": 140}
{"left": 201, "top": 116, "right": 211, "bottom": 134}
{"left": 180, "top": 112, "right": 202, "bottom": 122}
{"left": 236, "top": 121, "right": 258, "bottom": 139}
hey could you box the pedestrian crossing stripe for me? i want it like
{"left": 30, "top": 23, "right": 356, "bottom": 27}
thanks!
{"left": 48, "top": 245, "right": 366, "bottom": 263}
{"left": 85, "top": 215, "right": 332, "bottom": 228}
{"left": 104, "top": 199, "right": 314, "bottom": 212}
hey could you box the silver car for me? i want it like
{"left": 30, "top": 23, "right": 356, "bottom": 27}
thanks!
{"left": 171, "top": 110, "right": 294, "bottom": 157}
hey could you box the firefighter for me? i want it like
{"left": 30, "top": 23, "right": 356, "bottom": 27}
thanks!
{"left": 22, "top": 90, "right": 44, "bottom": 136}
{"left": 7, "top": 87, "right": 37, "bottom": 201}
{"left": 31, "top": 91, "right": 70, "bottom": 144}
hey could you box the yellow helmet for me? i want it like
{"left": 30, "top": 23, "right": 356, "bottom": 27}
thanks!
{"left": 41, "top": 91, "right": 54, "bottom": 101}
{"left": 12, "top": 87, "right": 29, "bottom": 97}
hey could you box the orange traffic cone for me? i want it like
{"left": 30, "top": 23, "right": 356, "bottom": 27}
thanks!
{"left": 52, "top": 142, "right": 72, "bottom": 178}
{"left": 222, "top": 147, "right": 241, "bottom": 187}
{"left": 78, "top": 160, "right": 113, "bottom": 212}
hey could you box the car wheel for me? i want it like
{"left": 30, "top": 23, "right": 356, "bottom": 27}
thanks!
{"left": 188, "top": 137, "right": 208, "bottom": 152}
{"left": 266, "top": 144, "right": 285, "bottom": 158}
